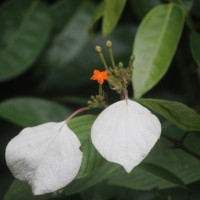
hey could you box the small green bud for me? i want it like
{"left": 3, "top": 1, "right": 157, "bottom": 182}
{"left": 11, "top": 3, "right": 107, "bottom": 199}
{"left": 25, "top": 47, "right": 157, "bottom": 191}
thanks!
{"left": 106, "top": 40, "right": 112, "bottom": 47}
{"left": 118, "top": 62, "right": 123, "bottom": 69}
{"left": 95, "top": 45, "right": 102, "bottom": 53}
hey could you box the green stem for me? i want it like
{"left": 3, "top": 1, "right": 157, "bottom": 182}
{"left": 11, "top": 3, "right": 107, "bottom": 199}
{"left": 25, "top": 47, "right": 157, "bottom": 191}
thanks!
{"left": 99, "top": 52, "right": 108, "bottom": 70}
{"left": 95, "top": 45, "right": 108, "bottom": 70}
{"left": 99, "top": 84, "right": 103, "bottom": 96}
{"left": 108, "top": 47, "right": 116, "bottom": 69}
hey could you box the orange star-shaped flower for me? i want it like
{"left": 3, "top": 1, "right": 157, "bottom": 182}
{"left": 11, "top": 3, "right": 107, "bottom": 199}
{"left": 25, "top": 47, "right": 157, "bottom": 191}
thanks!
{"left": 90, "top": 70, "right": 108, "bottom": 84}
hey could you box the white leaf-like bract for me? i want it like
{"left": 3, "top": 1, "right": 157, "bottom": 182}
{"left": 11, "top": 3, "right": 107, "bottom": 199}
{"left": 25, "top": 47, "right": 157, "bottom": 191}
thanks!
{"left": 5, "top": 121, "right": 82, "bottom": 195}
{"left": 91, "top": 100, "right": 161, "bottom": 173}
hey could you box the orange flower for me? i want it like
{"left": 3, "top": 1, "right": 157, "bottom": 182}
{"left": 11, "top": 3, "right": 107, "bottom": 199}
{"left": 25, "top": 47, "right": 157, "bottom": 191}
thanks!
{"left": 90, "top": 70, "right": 108, "bottom": 84}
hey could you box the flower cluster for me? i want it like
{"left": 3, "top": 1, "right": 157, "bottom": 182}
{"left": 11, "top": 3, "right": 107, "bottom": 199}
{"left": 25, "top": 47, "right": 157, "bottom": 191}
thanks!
{"left": 5, "top": 41, "right": 161, "bottom": 195}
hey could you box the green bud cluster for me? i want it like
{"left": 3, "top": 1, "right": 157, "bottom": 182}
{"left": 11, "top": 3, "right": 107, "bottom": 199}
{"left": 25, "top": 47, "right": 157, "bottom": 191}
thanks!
{"left": 88, "top": 40, "right": 134, "bottom": 109}
{"left": 107, "top": 59, "right": 133, "bottom": 94}
{"left": 87, "top": 94, "right": 107, "bottom": 109}
{"left": 96, "top": 40, "right": 134, "bottom": 95}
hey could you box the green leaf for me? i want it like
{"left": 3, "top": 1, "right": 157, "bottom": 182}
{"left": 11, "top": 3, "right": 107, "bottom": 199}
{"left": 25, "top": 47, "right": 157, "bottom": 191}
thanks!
{"left": 139, "top": 163, "right": 186, "bottom": 189}
{"left": 184, "top": 132, "right": 200, "bottom": 155}
{"left": 102, "top": 0, "right": 127, "bottom": 37}
{"left": 80, "top": 182, "right": 156, "bottom": 200}
{"left": 42, "top": 2, "right": 94, "bottom": 69}
{"left": 136, "top": 98, "right": 200, "bottom": 131}
{"left": 4, "top": 163, "right": 118, "bottom": 200}
{"left": 3, "top": 181, "right": 51, "bottom": 200}
{"left": 68, "top": 115, "right": 105, "bottom": 179}
{"left": 108, "top": 138, "right": 200, "bottom": 190}
{"left": 80, "top": 182, "right": 120, "bottom": 200}
{"left": 108, "top": 166, "right": 174, "bottom": 191}
{"left": 0, "top": 1, "right": 51, "bottom": 82}
{"left": 62, "top": 115, "right": 118, "bottom": 195}
{"left": 190, "top": 31, "right": 200, "bottom": 67}
{"left": 132, "top": 3, "right": 185, "bottom": 98}
{"left": 63, "top": 163, "right": 119, "bottom": 196}
{"left": 109, "top": 167, "right": 171, "bottom": 191}
{"left": 0, "top": 97, "right": 72, "bottom": 127}
{"left": 147, "top": 138, "right": 200, "bottom": 187}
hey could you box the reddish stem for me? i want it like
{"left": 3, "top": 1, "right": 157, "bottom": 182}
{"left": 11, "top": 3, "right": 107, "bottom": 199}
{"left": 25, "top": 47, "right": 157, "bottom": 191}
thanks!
{"left": 66, "top": 107, "right": 89, "bottom": 123}
{"left": 125, "top": 89, "right": 128, "bottom": 100}
{"left": 124, "top": 89, "right": 128, "bottom": 103}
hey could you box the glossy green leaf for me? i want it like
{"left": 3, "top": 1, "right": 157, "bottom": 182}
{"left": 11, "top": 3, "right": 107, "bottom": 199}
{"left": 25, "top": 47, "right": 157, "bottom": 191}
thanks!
{"left": 102, "top": 0, "right": 127, "bottom": 37}
{"left": 4, "top": 163, "right": 118, "bottom": 200}
{"left": 3, "top": 181, "right": 51, "bottom": 200}
{"left": 190, "top": 31, "right": 200, "bottom": 67}
{"left": 42, "top": 2, "right": 94, "bottom": 69}
{"left": 139, "top": 163, "right": 186, "bottom": 189}
{"left": 80, "top": 182, "right": 156, "bottom": 200}
{"left": 110, "top": 168, "right": 166, "bottom": 191}
{"left": 63, "top": 116, "right": 118, "bottom": 195}
{"left": 108, "top": 138, "right": 200, "bottom": 190}
{"left": 136, "top": 98, "right": 200, "bottom": 131}
{"left": 0, "top": 1, "right": 51, "bottom": 82}
{"left": 184, "top": 132, "right": 200, "bottom": 155}
{"left": 63, "top": 163, "right": 119, "bottom": 196}
{"left": 108, "top": 166, "right": 174, "bottom": 191}
{"left": 68, "top": 115, "right": 105, "bottom": 178}
{"left": 132, "top": 3, "right": 185, "bottom": 98}
{"left": 145, "top": 138, "right": 200, "bottom": 187}
{"left": 0, "top": 97, "right": 72, "bottom": 127}
{"left": 80, "top": 182, "right": 119, "bottom": 200}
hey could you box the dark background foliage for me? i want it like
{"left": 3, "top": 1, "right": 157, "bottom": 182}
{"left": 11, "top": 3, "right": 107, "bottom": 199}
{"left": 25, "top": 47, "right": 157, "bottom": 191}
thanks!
{"left": 0, "top": 0, "right": 200, "bottom": 199}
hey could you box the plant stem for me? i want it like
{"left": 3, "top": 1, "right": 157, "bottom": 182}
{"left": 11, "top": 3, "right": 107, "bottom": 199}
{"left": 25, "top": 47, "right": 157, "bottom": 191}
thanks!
{"left": 95, "top": 46, "right": 109, "bottom": 70}
{"left": 99, "top": 84, "right": 103, "bottom": 96}
{"left": 66, "top": 107, "right": 89, "bottom": 123}
{"left": 108, "top": 47, "right": 116, "bottom": 69}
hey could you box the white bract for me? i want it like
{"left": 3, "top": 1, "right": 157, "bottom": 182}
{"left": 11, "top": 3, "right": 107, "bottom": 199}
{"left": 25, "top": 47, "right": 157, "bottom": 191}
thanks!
{"left": 5, "top": 121, "right": 82, "bottom": 195}
{"left": 91, "top": 99, "right": 161, "bottom": 173}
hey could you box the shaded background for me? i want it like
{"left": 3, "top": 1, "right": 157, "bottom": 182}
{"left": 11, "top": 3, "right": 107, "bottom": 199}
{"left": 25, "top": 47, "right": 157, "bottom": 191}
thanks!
{"left": 0, "top": 0, "right": 200, "bottom": 199}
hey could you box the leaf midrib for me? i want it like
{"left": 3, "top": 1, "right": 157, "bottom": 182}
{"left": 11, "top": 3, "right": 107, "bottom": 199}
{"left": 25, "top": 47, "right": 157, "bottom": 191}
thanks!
{"left": 142, "top": 4, "right": 174, "bottom": 93}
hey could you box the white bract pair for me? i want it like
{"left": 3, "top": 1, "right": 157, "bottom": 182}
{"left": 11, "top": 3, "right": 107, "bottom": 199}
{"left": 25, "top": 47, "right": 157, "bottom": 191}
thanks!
{"left": 6, "top": 99, "right": 161, "bottom": 195}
